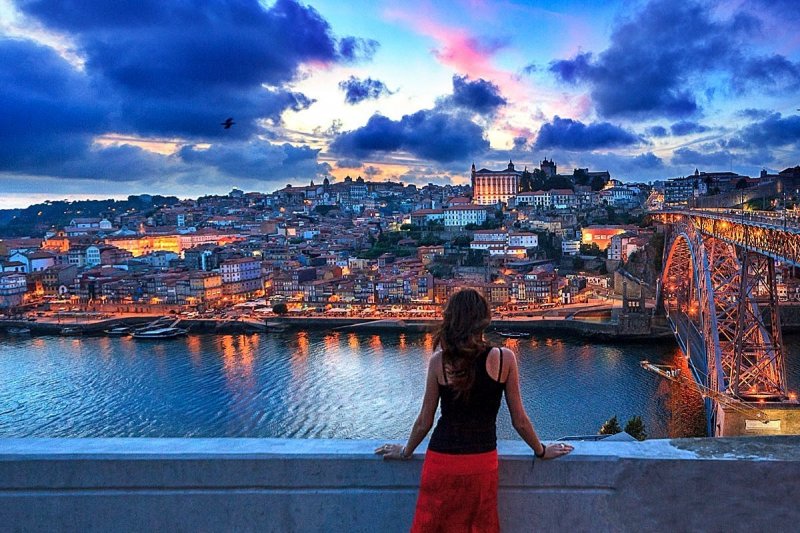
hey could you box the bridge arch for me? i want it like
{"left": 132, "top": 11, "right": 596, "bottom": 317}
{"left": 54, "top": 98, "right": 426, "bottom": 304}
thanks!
{"left": 660, "top": 215, "right": 787, "bottom": 404}
{"left": 662, "top": 227, "right": 725, "bottom": 396}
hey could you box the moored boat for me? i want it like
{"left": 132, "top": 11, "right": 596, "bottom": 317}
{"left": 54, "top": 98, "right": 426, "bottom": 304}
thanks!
{"left": 498, "top": 331, "right": 531, "bottom": 338}
{"left": 104, "top": 326, "right": 131, "bottom": 336}
{"left": 60, "top": 326, "right": 83, "bottom": 336}
{"left": 132, "top": 327, "right": 188, "bottom": 339}
{"left": 7, "top": 327, "right": 31, "bottom": 335}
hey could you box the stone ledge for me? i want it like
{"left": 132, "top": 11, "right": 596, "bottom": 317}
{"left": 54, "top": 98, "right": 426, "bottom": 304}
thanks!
{"left": 1, "top": 437, "right": 798, "bottom": 532}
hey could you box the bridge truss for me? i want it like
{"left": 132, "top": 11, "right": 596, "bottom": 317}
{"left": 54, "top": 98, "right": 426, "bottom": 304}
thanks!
{"left": 656, "top": 210, "right": 793, "bottom": 434}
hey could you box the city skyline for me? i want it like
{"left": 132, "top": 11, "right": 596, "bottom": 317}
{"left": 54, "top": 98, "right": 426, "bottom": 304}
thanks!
{"left": 2, "top": 0, "right": 800, "bottom": 208}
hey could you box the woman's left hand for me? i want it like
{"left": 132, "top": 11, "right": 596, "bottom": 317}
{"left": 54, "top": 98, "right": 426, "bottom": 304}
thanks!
{"left": 374, "top": 443, "right": 411, "bottom": 460}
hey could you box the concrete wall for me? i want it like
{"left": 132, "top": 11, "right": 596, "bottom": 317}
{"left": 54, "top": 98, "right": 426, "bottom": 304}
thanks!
{"left": 1, "top": 437, "right": 799, "bottom": 533}
{"left": 718, "top": 404, "right": 800, "bottom": 436}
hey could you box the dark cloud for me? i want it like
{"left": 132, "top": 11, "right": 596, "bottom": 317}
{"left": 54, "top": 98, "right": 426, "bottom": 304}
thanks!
{"left": 534, "top": 116, "right": 641, "bottom": 151}
{"left": 513, "top": 137, "right": 529, "bottom": 150}
{"left": 16, "top": 0, "right": 373, "bottom": 138}
{"left": 449, "top": 75, "right": 507, "bottom": 114}
{"left": 338, "top": 76, "right": 392, "bottom": 104}
{"left": 632, "top": 152, "right": 664, "bottom": 169}
{"left": 178, "top": 140, "right": 328, "bottom": 180}
{"left": 549, "top": 0, "right": 800, "bottom": 119}
{"left": 740, "top": 113, "right": 800, "bottom": 147}
{"left": 646, "top": 126, "right": 668, "bottom": 138}
{"left": 336, "top": 158, "right": 363, "bottom": 169}
{"left": 331, "top": 110, "right": 489, "bottom": 163}
{"left": 672, "top": 148, "right": 735, "bottom": 167}
{"left": 555, "top": 151, "right": 667, "bottom": 179}
{"left": 737, "top": 108, "right": 772, "bottom": 120}
{"left": 670, "top": 121, "right": 709, "bottom": 136}
{"left": 337, "top": 37, "right": 380, "bottom": 62}
{"left": 363, "top": 165, "right": 382, "bottom": 177}
{"left": 0, "top": 38, "right": 107, "bottom": 171}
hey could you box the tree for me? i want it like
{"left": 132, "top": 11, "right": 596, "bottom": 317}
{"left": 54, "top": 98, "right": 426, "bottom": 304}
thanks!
{"left": 624, "top": 416, "right": 647, "bottom": 441}
{"left": 599, "top": 415, "right": 622, "bottom": 435}
{"left": 590, "top": 175, "right": 606, "bottom": 191}
{"left": 579, "top": 242, "right": 603, "bottom": 256}
{"left": 451, "top": 235, "right": 472, "bottom": 248}
{"left": 314, "top": 204, "right": 338, "bottom": 216}
{"left": 735, "top": 178, "right": 749, "bottom": 190}
{"left": 543, "top": 176, "right": 574, "bottom": 191}
{"left": 520, "top": 169, "right": 533, "bottom": 192}
{"left": 573, "top": 168, "right": 589, "bottom": 186}
{"left": 272, "top": 303, "right": 288, "bottom": 315}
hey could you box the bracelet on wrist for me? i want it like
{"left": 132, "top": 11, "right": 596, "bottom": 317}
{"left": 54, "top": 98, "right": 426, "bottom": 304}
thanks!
{"left": 401, "top": 446, "right": 412, "bottom": 459}
{"left": 534, "top": 443, "right": 546, "bottom": 458}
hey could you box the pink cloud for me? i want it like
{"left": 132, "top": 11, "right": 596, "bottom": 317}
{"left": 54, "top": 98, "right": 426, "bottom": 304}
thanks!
{"left": 384, "top": 5, "right": 508, "bottom": 80}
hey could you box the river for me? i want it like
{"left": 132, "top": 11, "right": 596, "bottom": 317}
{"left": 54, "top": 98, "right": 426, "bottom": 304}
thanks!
{"left": 2, "top": 330, "right": 799, "bottom": 440}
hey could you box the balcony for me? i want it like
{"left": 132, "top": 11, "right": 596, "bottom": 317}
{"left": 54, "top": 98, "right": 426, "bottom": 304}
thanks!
{"left": 1, "top": 436, "right": 798, "bottom": 531}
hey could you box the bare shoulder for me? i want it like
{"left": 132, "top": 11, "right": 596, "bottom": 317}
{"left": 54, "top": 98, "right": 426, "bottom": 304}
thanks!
{"left": 428, "top": 350, "right": 443, "bottom": 373}
{"left": 429, "top": 350, "right": 443, "bottom": 383}
{"left": 489, "top": 346, "right": 518, "bottom": 363}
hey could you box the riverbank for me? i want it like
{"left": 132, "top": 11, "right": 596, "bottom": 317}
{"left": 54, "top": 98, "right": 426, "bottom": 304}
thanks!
{"left": 0, "top": 313, "right": 674, "bottom": 341}
{"left": 0, "top": 316, "right": 266, "bottom": 335}
{"left": 272, "top": 316, "right": 674, "bottom": 341}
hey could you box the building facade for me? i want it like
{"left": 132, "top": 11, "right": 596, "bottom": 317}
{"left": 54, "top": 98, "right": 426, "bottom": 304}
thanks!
{"left": 471, "top": 161, "right": 521, "bottom": 205}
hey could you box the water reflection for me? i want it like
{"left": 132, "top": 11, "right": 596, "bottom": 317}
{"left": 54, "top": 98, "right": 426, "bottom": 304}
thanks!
{"left": 348, "top": 332, "right": 360, "bottom": 351}
{"left": 4, "top": 330, "right": 785, "bottom": 440}
{"left": 187, "top": 335, "right": 202, "bottom": 366}
{"left": 661, "top": 348, "right": 707, "bottom": 438}
{"left": 422, "top": 332, "right": 434, "bottom": 355}
{"left": 369, "top": 334, "right": 383, "bottom": 355}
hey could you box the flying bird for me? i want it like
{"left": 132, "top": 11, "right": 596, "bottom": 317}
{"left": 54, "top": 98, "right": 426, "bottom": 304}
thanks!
{"left": 221, "top": 117, "right": 235, "bottom": 129}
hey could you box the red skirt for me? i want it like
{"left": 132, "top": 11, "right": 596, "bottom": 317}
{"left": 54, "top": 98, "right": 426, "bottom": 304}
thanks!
{"left": 410, "top": 449, "right": 499, "bottom": 533}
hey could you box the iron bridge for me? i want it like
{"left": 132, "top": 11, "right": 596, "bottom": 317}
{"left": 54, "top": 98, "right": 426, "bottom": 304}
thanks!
{"left": 654, "top": 209, "right": 800, "bottom": 436}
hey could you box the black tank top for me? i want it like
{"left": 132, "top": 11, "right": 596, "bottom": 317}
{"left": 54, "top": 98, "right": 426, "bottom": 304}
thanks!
{"left": 428, "top": 346, "right": 506, "bottom": 454}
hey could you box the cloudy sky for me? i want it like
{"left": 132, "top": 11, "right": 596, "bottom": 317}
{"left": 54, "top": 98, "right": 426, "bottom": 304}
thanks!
{"left": 1, "top": 0, "right": 799, "bottom": 208}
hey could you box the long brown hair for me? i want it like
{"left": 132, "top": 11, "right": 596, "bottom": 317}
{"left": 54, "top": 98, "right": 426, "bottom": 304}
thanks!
{"left": 434, "top": 288, "right": 491, "bottom": 397}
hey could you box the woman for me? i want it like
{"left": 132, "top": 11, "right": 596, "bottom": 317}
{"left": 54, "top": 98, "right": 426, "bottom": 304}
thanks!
{"left": 375, "top": 288, "right": 573, "bottom": 532}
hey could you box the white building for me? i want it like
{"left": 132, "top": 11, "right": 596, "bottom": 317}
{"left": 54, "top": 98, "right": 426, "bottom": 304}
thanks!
{"left": 221, "top": 257, "right": 262, "bottom": 284}
{"left": 600, "top": 185, "right": 641, "bottom": 207}
{"left": 516, "top": 191, "right": 550, "bottom": 209}
{"left": 8, "top": 251, "right": 55, "bottom": 273}
{"left": 471, "top": 230, "right": 537, "bottom": 255}
{"left": 86, "top": 245, "right": 102, "bottom": 266}
{"left": 0, "top": 272, "right": 27, "bottom": 308}
{"left": 443, "top": 205, "right": 488, "bottom": 228}
{"left": 550, "top": 189, "right": 576, "bottom": 209}
{"left": 508, "top": 232, "right": 538, "bottom": 248}
{"left": 472, "top": 230, "right": 507, "bottom": 243}
{"left": 515, "top": 189, "right": 575, "bottom": 210}
{"left": 562, "top": 240, "right": 581, "bottom": 256}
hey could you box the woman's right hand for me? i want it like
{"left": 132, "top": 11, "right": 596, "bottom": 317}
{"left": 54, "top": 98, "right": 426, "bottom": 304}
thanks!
{"left": 541, "top": 442, "right": 573, "bottom": 459}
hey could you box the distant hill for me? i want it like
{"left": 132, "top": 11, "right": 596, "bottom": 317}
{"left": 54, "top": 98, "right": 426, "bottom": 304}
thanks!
{"left": 0, "top": 209, "right": 21, "bottom": 227}
{"left": 0, "top": 196, "right": 179, "bottom": 238}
